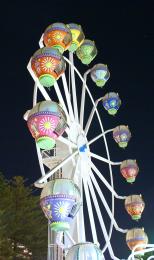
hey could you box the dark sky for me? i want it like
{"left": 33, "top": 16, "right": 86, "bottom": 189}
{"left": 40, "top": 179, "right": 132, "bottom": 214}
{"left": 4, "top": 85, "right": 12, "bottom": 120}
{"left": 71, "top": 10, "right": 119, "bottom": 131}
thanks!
{"left": 0, "top": 0, "right": 154, "bottom": 259}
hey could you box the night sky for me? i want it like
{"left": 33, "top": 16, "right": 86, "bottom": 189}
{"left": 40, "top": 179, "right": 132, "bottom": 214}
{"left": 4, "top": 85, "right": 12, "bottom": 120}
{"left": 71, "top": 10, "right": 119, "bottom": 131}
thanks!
{"left": 1, "top": 1, "right": 154, "bottom": 259}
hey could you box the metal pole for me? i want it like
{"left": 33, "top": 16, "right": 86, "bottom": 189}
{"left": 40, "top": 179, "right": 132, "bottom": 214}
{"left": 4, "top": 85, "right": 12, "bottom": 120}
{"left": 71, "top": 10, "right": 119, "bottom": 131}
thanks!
{"left": 48, "top": 244, "right": 64, "bottom": 260}
{"left": 47, "top": 213, "right": 64, "bottom": 260}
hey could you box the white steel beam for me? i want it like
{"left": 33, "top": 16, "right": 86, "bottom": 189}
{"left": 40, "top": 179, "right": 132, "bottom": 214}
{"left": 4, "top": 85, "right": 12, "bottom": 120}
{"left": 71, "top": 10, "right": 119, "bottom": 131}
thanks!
{"left": 88, "top": 172, "right": 128, "bottom": 233}
{"left": 64, "top": 56, "right": 116, "bottom": 246}
{"left": 84, "top": 97, "right": 103, "bottom": 135}
{"left": 58, "top": 136, "right": 77, "bottom": 149}
{"left": 80, "top": 69, "right": 91, "bottom": 128}
{"left": 69, "top": 52, "right": 79, "bottom": 123}
{"left": 27, "top": 59, "right": 51, "bottom": 101}
{"left": 87, "top": 171, "right": 119, "bottom": 259}
{"left": 39, "top": 34, "right": 44, "bottom": 48}
{"left": 34, "top": 149, "right": 78, "bottom": 185}
{"left": 76, "top": 162, "right": 86, "bottom": 243}
{"left": 90, "top": 152, "right": 121, "bottom": 166}
{"left": 54, "top": 81, "right": 71, "bottom": 126}
{"left": 82, "top": 168, "right": 98, "bottom": 244}
{"left": 64, "top": 231, "right": 76, "bottom": 245}
{"left": 33, "top": 83, "right": 38, "bottom": 107}
{"left": 88, "top": 129, "right": 114, "bottom": 146}
{"left": 89, "top": 161, "right": 126, "bottom": 199}
{"left": 62, "top": 73, "right": 75, "bottom": 122}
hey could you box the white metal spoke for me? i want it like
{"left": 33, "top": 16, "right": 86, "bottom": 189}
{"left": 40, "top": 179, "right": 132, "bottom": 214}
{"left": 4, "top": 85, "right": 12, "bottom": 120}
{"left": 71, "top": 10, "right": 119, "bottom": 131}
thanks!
{"left": 54, "top": 81, "right": 71, "bottom": 126}
{"left": 33, "top": 83, "right": 38, "bottom": 107}
{"left": 90, "top": 152, "right": 121, "bottom": 166}
{"left": 62, "top": 73, "right": 75, "bottom": 122}
{"left": 71, "top": 156, "right": 80, "bottom": 180}
{"left": 89, "top": 161, "right": 126, "bottom": 199}
{"left": 27, "top": 59, "right": 51, "bottom": 100}
{"left": 34, "top": 149, "right": 79, "bottom": 185}
{"left": 58, "top": 136, "right": 77, "bottom": 167}
{"left": 102, "top": 254, "right": 105, "bottom": 260}
{"left": 37, "top": 81, "right": 51, "bottom": 101}
{"left": 87, "top": 170, "right": 119, "bottom": 259}
{"left": 75, "top": 161, "right": 86, "bottom": 243}
{"left": 69, "top": 52, "right": 79, "bottom": 123}
{"left": 68, "top": 62, "right": 71, "bottom": 93}
{"left": 76, "top": 203, "right": 86, "bottom": 243}
{"left": 64, "top": 56, "right": 114, "bottom": 178}
{"left": 64, "top": 56, "right": 116, "bottom": 247}
{"left": 64, "top": 57, "right": 104, "bottom": 133}
{"left": 84, "top": 101, "right": 98, "bottom": 135}
{"left": 88, "top": 171, "right": 128, "bottom": 233}
{"left": 88, "top": 129, "right": 114, "bottom": 146}
{"left": 68, "top": 147, "right": 76, "bottom": 167}
{"left": 58, "top": 136, "right": 77, "bottom": 149}
{"left": 56, "top": 232, "right": 64, "bottom": 247}
{"left": 80, "top": 70, "right": 91, "bottom": 128}
{"left": 39, "top": 34, "right": 44, "bottom": 48}
{"left": 64, "top": 127, "right": 70, "bottom": 136}
{"left": 36, "top": 144, "right": 47, "bottom": 180}
{"left": 47, "top": 222, "right": 52, "bottom": 260}
{"left": 82, "top": 168, "right": 98, "bottom": 244}
{"left": 87, "top": 116, "right": 116, "bottom": 251}
{"left": 27, "top": 58, "right": 36, "bottom": 82}
{"left": 64, "top": 231, "right": 76, "bottom": 245}
{"left": 65, "top": 157, "right": 80, "bottom": 242}
{"left": 84, "top": 97, "right": 102, "bottom": 135}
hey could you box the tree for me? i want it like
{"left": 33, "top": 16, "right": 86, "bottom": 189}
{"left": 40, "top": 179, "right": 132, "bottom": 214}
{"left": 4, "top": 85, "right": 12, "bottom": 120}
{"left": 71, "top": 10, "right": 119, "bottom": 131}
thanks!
{"left": 0, "top": 173, "right": 48, "bottom": 259}
{"left": 0, "top": 173, "right": 13, "bottom": 259}
{"left": 136, "top": 252, "right": 154, "bottom": 260}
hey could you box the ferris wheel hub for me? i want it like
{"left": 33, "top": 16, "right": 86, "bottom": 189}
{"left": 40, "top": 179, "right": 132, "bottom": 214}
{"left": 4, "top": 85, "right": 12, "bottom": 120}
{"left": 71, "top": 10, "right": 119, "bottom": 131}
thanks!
{"left": 77, "top": 134, "right": 90, "bottom": 162}
{"left": 68, "top": 122, "right": 90, "bottom": 161}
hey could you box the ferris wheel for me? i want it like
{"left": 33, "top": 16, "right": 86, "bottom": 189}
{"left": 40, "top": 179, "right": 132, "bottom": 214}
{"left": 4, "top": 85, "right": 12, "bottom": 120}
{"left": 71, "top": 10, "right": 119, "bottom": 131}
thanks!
{"left": 24, "top": 22, "right": 151, "bottom": 260}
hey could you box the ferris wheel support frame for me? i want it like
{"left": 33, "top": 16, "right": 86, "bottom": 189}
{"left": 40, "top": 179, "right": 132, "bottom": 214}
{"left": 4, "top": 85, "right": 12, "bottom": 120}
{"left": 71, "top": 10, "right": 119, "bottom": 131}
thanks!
{"left": 34, "top": 150, "right": 78, "bottom": 186}
{"left": 27, "top": 36, "right": 131, "bottom": 259}
{"left": 64, "top": 55, "right": 117, "bottom": 255}
{"left": 33, "top": 127, "right": 122, "bottom": 185}
{"left": 27, "top": 55, "right": 120, "bottom": 173}
{"left": 29, "top": 67, "right": 73, "bottom": 258}
{"left": 30, "top": 63, "right": 121, "bottom": 259}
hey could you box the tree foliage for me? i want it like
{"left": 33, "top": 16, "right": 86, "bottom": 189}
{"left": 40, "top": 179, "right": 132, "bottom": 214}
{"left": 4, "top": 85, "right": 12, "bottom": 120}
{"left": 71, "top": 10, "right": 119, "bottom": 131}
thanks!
{"left": 0, "top": 173, "right": 47, "bottom": 259}
{"left": 135, "top": 251, "right": 154, "bottom": 260}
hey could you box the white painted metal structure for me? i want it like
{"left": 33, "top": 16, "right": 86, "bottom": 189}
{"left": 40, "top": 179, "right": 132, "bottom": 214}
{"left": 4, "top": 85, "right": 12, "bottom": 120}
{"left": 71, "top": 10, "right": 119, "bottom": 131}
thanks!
{"left": 25, "top": 34, "right": 152, "bottom": 260}
{"left": 128, "top": 244, "right": 154, "bottom": 260}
